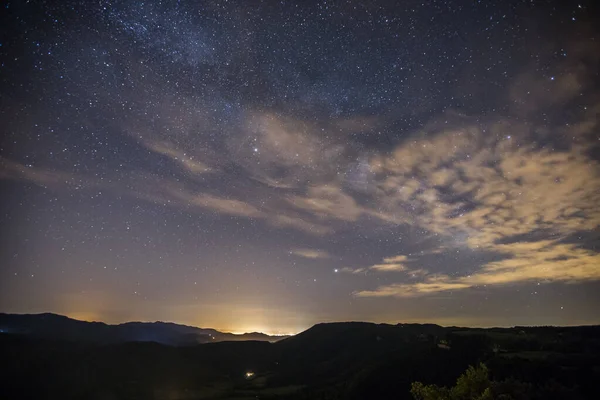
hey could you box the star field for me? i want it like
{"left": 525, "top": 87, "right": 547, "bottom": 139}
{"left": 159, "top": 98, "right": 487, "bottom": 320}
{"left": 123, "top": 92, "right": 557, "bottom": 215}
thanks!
{"left": 1, "top": 0, "right": 599, "bottom": 334}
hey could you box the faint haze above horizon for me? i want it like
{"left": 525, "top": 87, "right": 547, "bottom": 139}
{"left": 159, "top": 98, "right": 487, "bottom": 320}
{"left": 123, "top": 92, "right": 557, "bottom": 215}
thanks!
{"left": 5, "top": 311, "right": 599, "bottom": 338}
{"left": 1, "top": 0, "right": 599, "bottom": 333}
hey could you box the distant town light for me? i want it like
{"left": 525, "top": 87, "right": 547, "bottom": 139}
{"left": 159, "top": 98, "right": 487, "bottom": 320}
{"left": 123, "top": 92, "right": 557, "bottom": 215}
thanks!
{"left": 245, "top": 371, "right": 255, "bottom": 379}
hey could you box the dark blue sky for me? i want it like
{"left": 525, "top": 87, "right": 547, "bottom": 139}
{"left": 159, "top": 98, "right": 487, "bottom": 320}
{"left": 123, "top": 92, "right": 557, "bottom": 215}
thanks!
{"left": 1, "top": 0, "right": 599, "bottom": 333}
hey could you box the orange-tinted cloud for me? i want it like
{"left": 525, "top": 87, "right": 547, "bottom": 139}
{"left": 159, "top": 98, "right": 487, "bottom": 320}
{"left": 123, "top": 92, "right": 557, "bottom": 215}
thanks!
{"left": 356, "top": 241, "right": 600, "bottom": 297}
{"left": 355, "top": 112, "right": 600, "bottom": 296}
{"left": 290, "top": 248, "right": 332, "bottom": 259}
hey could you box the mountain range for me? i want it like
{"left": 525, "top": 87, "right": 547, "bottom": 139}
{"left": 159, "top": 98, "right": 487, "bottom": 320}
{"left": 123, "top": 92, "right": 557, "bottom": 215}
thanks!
{"left": 0, "top": 312, "right": 289, "bottom": 345}
{"left": 2, "top": 313, "right": 599, "bottom": 399}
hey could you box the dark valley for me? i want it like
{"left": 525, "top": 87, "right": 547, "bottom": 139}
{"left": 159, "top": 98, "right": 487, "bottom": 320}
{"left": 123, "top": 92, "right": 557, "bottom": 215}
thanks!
{"left": 2, "top": 314, "right": 599, "bottom": 399}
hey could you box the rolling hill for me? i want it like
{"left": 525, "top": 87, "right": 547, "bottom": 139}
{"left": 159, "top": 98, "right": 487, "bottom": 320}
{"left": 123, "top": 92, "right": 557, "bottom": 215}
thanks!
{"left": 0, "top": 313, "right": 288, "bottom": 345}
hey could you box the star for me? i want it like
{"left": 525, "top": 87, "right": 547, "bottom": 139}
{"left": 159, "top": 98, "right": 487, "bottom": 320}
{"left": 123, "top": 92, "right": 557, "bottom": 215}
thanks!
{"left": 0, "top": 0, "right": 598, "bottom": 333}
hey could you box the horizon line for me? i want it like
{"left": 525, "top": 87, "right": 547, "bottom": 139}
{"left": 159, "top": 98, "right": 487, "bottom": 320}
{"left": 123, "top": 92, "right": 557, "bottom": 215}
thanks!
{"left": 2, "top": 311, "right": 599, "bottom": 336}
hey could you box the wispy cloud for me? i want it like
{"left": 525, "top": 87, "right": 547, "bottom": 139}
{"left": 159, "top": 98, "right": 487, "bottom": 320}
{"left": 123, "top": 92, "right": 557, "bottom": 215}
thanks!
{"left": 339, "top": 267, "right": 367, "bottom": 275}
{"left": 0, "top": 156, "right": 333, "bottom": 236}
{"left": 369, "top": 263, "right": 408, "bottom": 272}
{"left": 288, "top": 184, "right": 363, "bottom": 222}
{"left": 189, "top": 194, "right": 262, "bottom": 218}
{"left": 382, "top": 255, "right": 409, "bottom": 264}
{"left": 367, "top": 255, "right": 410, "bottom": 272}
{"left": 356, "top": 241, "right": 600, "bottom": 297}
{"left": 270, "top": 215, "right": 333, "bottom": 236}
{"left": 290, "top": 248, "right": 332, "bottom": 259}
{"left": 229, "top": 112, "right": 346, "bottom": 189}
{"left": 509, "top": 39, "right": 600, "bottom": 116}
{"left": 343, "top": 255, "right": 416, "bottom": 274}
{"left": 355, "top": 279, "right": 471, "bottom": 298}
{"left": 143, "top": 140, "right": 212, "bottom": 175}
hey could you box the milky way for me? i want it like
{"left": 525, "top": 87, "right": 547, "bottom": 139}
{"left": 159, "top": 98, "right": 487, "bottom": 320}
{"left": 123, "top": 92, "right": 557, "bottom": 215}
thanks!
{"left": 1, "top": 0, "right": 599, "bottom": 333}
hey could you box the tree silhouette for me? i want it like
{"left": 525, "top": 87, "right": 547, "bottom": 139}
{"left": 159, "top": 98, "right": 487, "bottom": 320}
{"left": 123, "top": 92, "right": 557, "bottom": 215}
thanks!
{"left": 411, "top": 363, "right": 493, "bottom": 400}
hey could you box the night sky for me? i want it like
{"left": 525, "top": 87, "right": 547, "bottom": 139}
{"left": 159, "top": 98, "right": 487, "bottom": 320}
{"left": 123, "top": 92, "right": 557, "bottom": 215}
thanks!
{"left": 1, "top": 0, "right": 599, "bottom": 334}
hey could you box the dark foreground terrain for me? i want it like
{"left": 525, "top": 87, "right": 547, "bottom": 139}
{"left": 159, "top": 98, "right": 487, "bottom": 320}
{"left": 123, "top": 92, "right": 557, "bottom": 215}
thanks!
{"left": 1, "top": 314, "right": 599, "bottom": 399}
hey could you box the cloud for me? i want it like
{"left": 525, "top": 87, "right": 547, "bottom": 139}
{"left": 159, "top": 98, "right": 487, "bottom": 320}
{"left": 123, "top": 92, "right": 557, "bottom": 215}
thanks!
{"left": 230, "top": 112, "right": 347, "bottom": 188}
{"left": 509, "top": 38, "right": 600, "bottom": 115}
{"left": 114, "top": 172, "right": 265, "bottom": 219}
{"left": 143, "top": 140, "right": 212, "bottom": 175}
{"left": 367, "top": 255, "right": 410, "bottom": 272}
{"left": 270, "top": 215, "right": 333, "bottom": 236}
{"left": 369, "top": 263, "right": 408, "bottom": 272}
{"left": 339, "top": 267, "right": 367, "bottom": 275}
{"left": 407, "top": 269, "right": 429, "bottom": 278}
{"left": 189, "top": 194, "right": 262, "bottom": 218}
{"left": 290, "top": 249, "right": 332, "bottom": 259}
{"left": 356, "top": 241, "right": 600, "bottom": 297}
{"left": 0, "top": 156, "right": 336, "bottom": 236}
{"left": 382, "top": 255, "right": 409, "bottom": 264}
{"left": 368, "top": 118, "right": 600, "bottom": 246}
{"left": 351, "top": 109, "right": 600, "bottom": 296}
{"left": 464, "top": 241, "right": 600, "bottom": 285}
{"left": 248, "top": 113, "right": 337, "bottom": 168}
{"left": 342, "top": 254, "right": 414, "bottom": 274}
{"left": 355, "top": 279, "right": 471, "bottom": 298}
{"left": 288, "top": 184, "right": 363, "bottom": 222}
{"left": 0, "top": 157, "right": 105, "bottom": 190}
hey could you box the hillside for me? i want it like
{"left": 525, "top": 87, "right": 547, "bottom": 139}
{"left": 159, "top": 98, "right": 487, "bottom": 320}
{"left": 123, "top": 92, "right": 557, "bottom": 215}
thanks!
{"left": 0, "top": 313, "right": 288, "bottom": 346}
{"left": 2, "top": 317, "right": 600, "bottom": 399}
